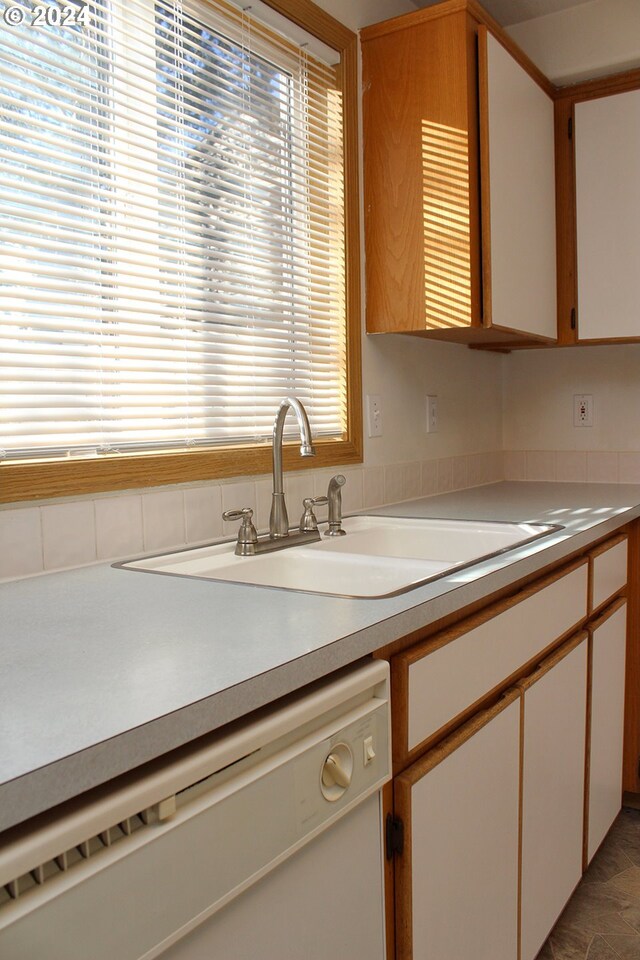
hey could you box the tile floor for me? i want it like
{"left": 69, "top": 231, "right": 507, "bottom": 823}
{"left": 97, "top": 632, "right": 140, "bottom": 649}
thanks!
{"left": 538, "top": 807, "right": 640, "bottom": 959}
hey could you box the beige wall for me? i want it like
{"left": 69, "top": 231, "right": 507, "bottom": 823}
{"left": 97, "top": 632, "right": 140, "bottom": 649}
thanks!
{"left": 503, "top": 345, "right": 640, "bottom": 451}
{"left": 507, "top": 0, "right": 640, "bottom": 85}
{"left": 502, "top": 1, "right": 640, "bottom": 482}
{"left": 313, "top": 0, "right": 415, "bottom": 31}
{"left": 363, "top": 335, "right": 503, "bottom": 466}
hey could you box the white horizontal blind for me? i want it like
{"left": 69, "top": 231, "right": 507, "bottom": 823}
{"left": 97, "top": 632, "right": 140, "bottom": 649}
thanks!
{"left": 0, "top": 0, "right": 347, "bottom": 460}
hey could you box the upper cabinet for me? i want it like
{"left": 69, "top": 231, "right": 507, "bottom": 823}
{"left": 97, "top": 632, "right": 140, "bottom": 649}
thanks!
{"left": 555, "top": 71, "right": 640, "bottom": 344}
{"left": 566, "top": 80, "right": 640, "bottom": 342}
{"left": 361, "top": 0, "right": 557, "bottom": 347}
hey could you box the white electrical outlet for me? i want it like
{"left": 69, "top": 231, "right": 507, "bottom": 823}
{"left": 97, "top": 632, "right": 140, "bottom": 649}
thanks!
{"left": 366, "top": 394, "right": 383, "bottom": 437}
{"left": 573, "top": 394, "right": 593, "bottom": 427}
{"left": 426, "top": 395, "right": 438, "bottom": 433}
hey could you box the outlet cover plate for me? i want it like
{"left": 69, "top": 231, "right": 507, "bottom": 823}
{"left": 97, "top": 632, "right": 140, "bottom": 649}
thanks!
{"left": 574, "top": 394, "right": 593, "bottom": 428}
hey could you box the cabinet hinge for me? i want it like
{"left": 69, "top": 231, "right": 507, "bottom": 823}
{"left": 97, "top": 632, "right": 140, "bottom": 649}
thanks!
{"left": 386, "top": 813, "right": 404, "bottom": 860}
{"left": 570, "top": 308, "right": 576, "bottom": 330}
{"left": 568, "top": 116, "right": 573, "bottom": 139}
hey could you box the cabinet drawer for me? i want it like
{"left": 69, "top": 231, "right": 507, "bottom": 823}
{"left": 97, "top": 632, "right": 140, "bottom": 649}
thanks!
{"left": 589, "top": 536, "right": 627, "bottom": 613}
{"left": 395, "top": 560, "right": 588, "bottom": 761}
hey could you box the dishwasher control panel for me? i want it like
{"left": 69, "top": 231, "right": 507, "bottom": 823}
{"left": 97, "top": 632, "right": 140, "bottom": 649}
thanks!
{"left": 295, "top": 698, "right": 390, "bottom": 832}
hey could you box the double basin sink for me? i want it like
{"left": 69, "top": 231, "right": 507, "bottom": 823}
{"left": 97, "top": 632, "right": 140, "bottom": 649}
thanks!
{"left": 120, "top": 515, "right": 559, "bottom": 599}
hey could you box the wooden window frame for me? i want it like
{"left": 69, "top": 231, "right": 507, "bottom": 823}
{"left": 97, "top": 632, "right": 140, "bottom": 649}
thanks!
{"left": 1, "top": 0, "right": 362, "bottom": 504}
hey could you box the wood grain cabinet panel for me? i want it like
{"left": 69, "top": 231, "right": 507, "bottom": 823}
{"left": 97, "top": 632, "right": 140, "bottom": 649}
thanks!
{"left": 361, "top": 1, "right": 556, "bottom": 346}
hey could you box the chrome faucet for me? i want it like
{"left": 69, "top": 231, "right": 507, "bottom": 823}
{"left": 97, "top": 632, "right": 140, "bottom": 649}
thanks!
{"left": 270, "top": 397, "right": 315, "bottom": 538}
{"left": 223, "top": 397, "right": 322, "bottom": 556}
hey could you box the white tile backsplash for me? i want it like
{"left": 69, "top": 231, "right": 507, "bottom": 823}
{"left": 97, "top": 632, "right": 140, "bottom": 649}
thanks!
{"left": 42, "top": 501, "right": 97, "bottom": 570}
{"left": 404, "top": 462, "right": 422, "bottom": 501}
{"left": 384, "top": 462, "right": 405, "bottom": 504}
{"left": 184, "top": 486, "right": 222, "bottom": 544}
{"left": 452, "top": 455, "right": 469, "bottom": 492}
{"left": 96, "top": 495, "right": 144, "bottom": 560}
{"left": 619, "top": 452, "right": 640, "bottom": 484}
{"left": 525, "top": 450, "right": 556, "bottom": 482}
{"left": 587, "top": 451, "right": 619, "bottom": 484}
{"left": 503, "top": 450, "right": 526, "bottom": 481}
{"left": 421, "top": 460, "right": 438, "bottom": 497}
{"left": 0, "top": 450, "right": 544, "bottom": 580}
{"left": 556, "top": 451, "right": 588, "bottom": 483}
{"left": 363, "top": 466, "right": 384, "bottom": 509}
{"left": 0, "top": 508, "right": 43, "bottom": 579}
{"left": 142, "top": 490, "right": 186, "bottom": 551}
{"left": 436, "top": 457, "right": 453, "bottom": 494}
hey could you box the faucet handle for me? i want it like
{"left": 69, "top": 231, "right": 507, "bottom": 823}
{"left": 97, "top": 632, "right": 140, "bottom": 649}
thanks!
{"left": 222, "top": 507, "right": 258, "bottom": 556}
{"left": 300, "top": 496, "right": 328, "bottom": 532}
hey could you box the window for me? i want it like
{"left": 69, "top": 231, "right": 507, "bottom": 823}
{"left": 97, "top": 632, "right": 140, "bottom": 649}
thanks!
{"left": 0, "top": 0, "right": 361, "bottom": 501}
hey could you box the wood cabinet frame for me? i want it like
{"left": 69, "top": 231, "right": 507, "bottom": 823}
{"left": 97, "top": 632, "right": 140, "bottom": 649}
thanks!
{"left": 361, "top": 0, "right": 556, "bottom": 347}
{"left": 555, "top": 68, "right": 640, "bottom": 345}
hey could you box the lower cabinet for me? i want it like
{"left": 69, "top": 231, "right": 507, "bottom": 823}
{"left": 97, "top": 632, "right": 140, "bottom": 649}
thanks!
{"left": 394, "top": 692, "right": 520, "bottom": 960}
{"left": 519, "top": 635, "right": 588, "bottom": 960}
{"left": 587, "top": 598, "right": 627, "bottom": 863}
{"left": 386, "top": 537, "right": 629, "bottom": 960}
{"left": 393, "top": 637, "right": 589, "bottom": 960}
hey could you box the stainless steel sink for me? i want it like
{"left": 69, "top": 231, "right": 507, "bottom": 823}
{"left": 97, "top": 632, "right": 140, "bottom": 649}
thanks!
{"left": 118, "top": 515, "right": 560, "bottom": 598}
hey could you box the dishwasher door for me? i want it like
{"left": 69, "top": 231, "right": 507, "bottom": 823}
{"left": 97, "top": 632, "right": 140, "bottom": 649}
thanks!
{"left": 0, "top": 660, "right": 390, "bottom": 960}
{"left": 162, "top": 791, "right": 385, "bottom": 960}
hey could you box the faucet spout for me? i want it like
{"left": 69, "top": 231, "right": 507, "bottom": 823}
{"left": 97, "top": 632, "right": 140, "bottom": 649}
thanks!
{"left": 270, "top": 398, "right": 315, "bottom": 538}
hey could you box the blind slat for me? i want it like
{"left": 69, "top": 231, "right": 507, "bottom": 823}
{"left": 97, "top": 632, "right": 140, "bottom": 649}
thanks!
{"left": 0, "top": 0, "right": 346, "bottom": 458}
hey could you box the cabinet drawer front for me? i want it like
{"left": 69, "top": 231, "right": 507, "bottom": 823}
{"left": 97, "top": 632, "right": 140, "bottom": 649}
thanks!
{"left": 590, "top": 538, "right": 627, "bottom": 613}
{"left": 407, "top": 563, "right": 587, "bottom": 751}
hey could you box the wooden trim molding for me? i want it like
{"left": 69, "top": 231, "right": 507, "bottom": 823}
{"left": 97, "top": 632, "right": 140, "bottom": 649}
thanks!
{"left": 0, "top": 438, "right": 363, "bottom": 505}
{"left": 624, "top": 520, "right": 640, "bottom": 793}
{"left": 361, "top": 0, "right": 554, "bottom": 97}
{"left": 1, "top": 0, "right": 362, "bottom": 505}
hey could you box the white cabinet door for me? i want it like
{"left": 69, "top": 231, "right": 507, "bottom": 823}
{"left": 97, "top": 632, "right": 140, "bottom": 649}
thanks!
{"left": 575, "top": 87, "right": 640, "bottom": 340}
{"left": 588, "top": 600, "right": 627, "bottom": 862}
{"left": 480, "top": 29, "right": 557, "bottom": 340}
{"left": 519, "top": 635, "right": 588, "bottom": 960}
{"left": 396, "top": 692, "right": 520, "bottom": 960}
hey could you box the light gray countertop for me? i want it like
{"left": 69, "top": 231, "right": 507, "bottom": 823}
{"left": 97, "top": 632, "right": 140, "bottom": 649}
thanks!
{"left": 2, "top": 481, "right": 640, "bottom": 833}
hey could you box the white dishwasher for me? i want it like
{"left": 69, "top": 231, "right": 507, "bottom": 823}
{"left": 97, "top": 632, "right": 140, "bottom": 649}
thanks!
{"left": 0, "top": 660, "right": 390, "bottom": 960}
